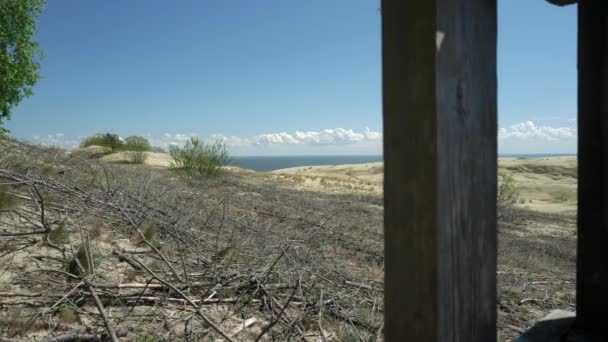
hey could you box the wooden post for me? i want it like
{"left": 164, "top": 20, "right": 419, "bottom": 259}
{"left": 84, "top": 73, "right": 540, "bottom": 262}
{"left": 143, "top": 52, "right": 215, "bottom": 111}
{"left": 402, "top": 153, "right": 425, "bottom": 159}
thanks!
{"left": 566, "top": 1, "right": 608, "bottom": 340}
{"left": 382, "top": 1, "right": 497, "bottom": 341}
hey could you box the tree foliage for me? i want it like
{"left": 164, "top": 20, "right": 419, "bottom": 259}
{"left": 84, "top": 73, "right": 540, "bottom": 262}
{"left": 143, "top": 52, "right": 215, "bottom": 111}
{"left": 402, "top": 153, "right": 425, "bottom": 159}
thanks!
{"left": 0, "top": 0, "right": 45, "bottom": 136}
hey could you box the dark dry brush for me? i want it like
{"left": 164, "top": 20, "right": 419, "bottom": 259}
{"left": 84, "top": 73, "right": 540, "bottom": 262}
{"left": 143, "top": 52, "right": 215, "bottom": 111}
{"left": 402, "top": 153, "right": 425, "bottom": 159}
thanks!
{"left": 0, "top": 140, "right": 576, "bottom": 341}
{"left": 0, "top": 139, "right": 383, "bottom": 341}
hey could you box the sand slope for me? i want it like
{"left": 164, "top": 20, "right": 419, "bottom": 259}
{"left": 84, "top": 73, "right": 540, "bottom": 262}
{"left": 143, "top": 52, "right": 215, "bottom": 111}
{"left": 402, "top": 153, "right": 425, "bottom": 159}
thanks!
{"left": 94, "top": 150, "right": 576, "bottom": 214}
{"left": 499, "top": 156, "right": 576, "bottom": 214}
{"left": 270, "top": 162, "right": 383, "bottom": 194}
{"left": 99, "top": 151, "right": 173, "bottom": 167}
{"left": 271, "top": 157, "right": 577, "bottom": 214}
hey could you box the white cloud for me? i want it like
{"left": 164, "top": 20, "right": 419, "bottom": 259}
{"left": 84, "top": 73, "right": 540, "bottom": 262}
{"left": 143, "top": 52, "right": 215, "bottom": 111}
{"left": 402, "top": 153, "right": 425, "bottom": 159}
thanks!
{"left": 256, "top": 132, "right": 300, "bottom": 144}
{"left": 216, "top": 127, "right": 383, "bottom": 155}
{"left": 498, "top": 121, "right": 577, "bottom": 154}
{"left": 30, "top": 133, "right": 79, "bottom": 149}
{"left": 499, "top": 121, "right": 576, "bottom": 141}
{"left": 137, "top": 128, "right": 382, "bottom": 154}
{"left": 26, "top": 122, "right": 576, "bottom": 156}
{"left": 151, "top": 133, "right": 199, "bottom": 149}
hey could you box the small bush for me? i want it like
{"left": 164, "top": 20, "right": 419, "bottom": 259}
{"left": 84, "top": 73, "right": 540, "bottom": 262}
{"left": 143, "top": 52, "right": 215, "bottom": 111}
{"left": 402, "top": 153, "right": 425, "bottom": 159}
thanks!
{"left": 498, "top": 174, "right": 520, "bottom": 220}
{"left": 139, "top": 224, "right": 161, "bottom": 249}
{"left": 0, "top": 189, "right": 17, "bottom": 209}
{"left": 125, "top": 151, "right": 148, "bottom": 164}
{"left": 58, "top": 305, "right": 78, "bottom": 324}
{"left": 67, "top": 241, "right": 94, "bottom": 275}
{"left": 80, "top": 133, "right": 123, "bottom": 151}
{"left": 169, "top": 138, "right": 230, "bottom": 177}
{"left": 123, "top": 136, "right": 151, "bottom": 152}
{"left": 47, "top": 222, "right": 69, "bottom": 244}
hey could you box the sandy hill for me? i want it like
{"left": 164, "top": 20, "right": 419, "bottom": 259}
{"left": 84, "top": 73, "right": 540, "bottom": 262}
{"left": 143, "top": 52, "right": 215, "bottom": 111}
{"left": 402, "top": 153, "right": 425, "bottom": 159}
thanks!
{"left": 0, "top": 141, "right": 575, "bottom": 341}
{"left": 269, "top": 156, "right": 577, "bottom": 215}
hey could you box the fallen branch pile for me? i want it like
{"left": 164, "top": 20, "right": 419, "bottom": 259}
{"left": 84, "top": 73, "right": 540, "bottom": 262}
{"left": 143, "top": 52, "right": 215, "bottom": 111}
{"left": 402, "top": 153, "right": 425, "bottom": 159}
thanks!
{"left": 0, "top": 140, "right": 384, "bottom": 341}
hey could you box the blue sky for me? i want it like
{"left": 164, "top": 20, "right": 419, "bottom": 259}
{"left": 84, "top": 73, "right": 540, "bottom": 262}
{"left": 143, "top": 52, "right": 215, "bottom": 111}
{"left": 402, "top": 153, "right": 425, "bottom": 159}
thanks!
{"left": 6, "top": 0, "right": 577, "bottom": 155}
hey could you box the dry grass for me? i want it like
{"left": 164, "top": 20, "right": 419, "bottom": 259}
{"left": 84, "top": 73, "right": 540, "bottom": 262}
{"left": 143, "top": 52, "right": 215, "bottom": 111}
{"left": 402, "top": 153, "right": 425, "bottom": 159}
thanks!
{"left": 0, "top": 140, "right": 576, "bottom": 341}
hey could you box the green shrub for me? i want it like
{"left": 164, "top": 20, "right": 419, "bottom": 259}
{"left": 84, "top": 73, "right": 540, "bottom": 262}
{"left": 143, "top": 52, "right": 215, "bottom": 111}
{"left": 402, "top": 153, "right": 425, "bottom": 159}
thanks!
{"left": 80, "top": 133, "right": 123, "bottom": 151}
{"left": 0, "top": 189, "right": 17, "bottom": 209}
{"left": 497, "top": 174, "right": 519, "bottom": 220}
{"left": 169, "top": 138, "right": 230, "bottom": 177}
{"left": 47, "top": 222, "right": 69, "bottom": 244}
{"left": 122, "top": 136, "right": 151, "bottom": 152}
{"left": 57, "top": 305, "right": 78, "bottom": 324}
{"left": 67, "top": 241, "right": 94, "bottom": 275}
{"left": 125, "top": 151, "right": 147, "bottom": 164}
{"left": 139, "top": 224, "right": 161, "bottom": 249}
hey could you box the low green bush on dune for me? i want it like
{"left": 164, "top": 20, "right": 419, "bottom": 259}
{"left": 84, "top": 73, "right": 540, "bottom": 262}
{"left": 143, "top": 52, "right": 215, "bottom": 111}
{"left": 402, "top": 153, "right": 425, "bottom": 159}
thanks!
{"left": 498, "top": 174, "right": 520, "bottom": 220}
{"left": 125, "top": 150, "right": 148, "bottom": 164}
{"left": 80, "top": 133, "right": 152, "bottom": 153}
{"left": 80, "top": 133, "right": 123, "bottom": 151}
{"left": 123, "top": 136, "right": 151, "bottom": 152}
{"left": 169, "top": 138, "right": 230, "bottom": 177}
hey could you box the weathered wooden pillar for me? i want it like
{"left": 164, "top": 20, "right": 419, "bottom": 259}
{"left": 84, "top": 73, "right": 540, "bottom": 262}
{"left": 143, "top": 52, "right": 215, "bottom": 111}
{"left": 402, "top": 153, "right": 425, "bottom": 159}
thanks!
{"left": 382, "top": 1, "right": 497, "bottom": 341}
{"left": 566, "top": 1, "right": 608, "bottom": 340}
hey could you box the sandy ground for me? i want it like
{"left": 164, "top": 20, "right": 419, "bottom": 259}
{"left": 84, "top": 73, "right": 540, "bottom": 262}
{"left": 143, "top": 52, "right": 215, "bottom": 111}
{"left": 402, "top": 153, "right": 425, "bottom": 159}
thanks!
{"left": 96, "top": 149, "right": 576, "bottom": 214}
{"left": 2, "top": 141, "right": 577, "bottom": 340}
{"left": 100, "top": 152, "right": 250, "bottom": 174}
{"left": 498, "top": 156, "right": 576, "bottom": 215}
{"left": 271, "top": 156, "right": 577, "bottom": 214}
{"left": 269, "top": 162, "right": 384, "bottom": 194}
{"left": 100, "top": 151, "right": 173, "bottom": 167}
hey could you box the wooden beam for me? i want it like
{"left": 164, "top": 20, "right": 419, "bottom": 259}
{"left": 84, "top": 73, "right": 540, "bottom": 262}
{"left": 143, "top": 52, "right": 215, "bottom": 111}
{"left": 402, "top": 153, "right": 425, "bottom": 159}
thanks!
{"left": 382, "top": 1, "right": 497, "bottom": 341}
{"left": 545, "top": 0, "right": 577, "bottom": 6}
{"left": 565, "top": 1, "right": 608, "bottom": 340}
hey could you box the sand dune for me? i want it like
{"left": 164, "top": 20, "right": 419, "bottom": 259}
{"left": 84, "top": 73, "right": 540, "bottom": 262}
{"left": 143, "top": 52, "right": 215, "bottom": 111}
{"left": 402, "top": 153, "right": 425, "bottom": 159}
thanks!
{"left": 270, "top": 162, "right": 383, "bottom": 194}
{"left": 99, "top": 151, "right": 172, "bottom": 167}
{"left": 94, "top": 149, "right": 576, "bottom": 214}
{"left": 499, "top": 156, "right": 576, "bottom": 214}
{"left": 271, "top": 157, "right": 577, "bottom": 214}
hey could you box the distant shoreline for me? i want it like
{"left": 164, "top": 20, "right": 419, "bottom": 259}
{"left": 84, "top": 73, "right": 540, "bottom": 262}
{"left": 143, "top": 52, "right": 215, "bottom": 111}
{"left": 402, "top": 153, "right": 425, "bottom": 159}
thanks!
{"left": 228, "top": 154, "right": 576, "bottom": 172}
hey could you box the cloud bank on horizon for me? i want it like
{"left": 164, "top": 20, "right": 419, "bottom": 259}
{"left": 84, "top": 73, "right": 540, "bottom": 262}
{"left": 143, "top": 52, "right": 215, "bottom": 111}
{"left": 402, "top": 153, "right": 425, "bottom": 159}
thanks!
{"left": 29, "top": 120, "right": 577, "bottom": 156}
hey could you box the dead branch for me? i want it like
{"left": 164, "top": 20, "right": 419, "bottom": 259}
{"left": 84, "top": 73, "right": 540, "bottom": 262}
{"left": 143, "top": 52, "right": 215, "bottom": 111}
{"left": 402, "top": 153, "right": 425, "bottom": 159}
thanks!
{"left": 112, "top": 250, "right": 236, "bottom": 342}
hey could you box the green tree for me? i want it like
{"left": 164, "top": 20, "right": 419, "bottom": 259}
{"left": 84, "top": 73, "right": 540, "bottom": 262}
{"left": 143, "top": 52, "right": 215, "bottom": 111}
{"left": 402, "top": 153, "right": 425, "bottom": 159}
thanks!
{"left": 0, "top": 0, "right": 45, "bottom": 136}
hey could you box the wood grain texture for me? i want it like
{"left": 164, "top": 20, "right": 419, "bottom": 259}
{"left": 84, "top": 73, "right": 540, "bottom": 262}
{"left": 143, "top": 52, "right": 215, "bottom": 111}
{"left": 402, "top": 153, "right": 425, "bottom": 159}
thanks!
{"left": 568, "top": 1, "right": 608, "bottom": 339}
{"left": 382, "top": 0, "right": 497, "bottom": 341}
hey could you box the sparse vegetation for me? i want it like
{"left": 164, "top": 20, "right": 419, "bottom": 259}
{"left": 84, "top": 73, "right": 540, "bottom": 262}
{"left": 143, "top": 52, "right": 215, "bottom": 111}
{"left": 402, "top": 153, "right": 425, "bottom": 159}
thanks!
{"left": 169, "top": 138, "right": 230, "bottom": 176}
{"left": 47, "top": 222, "right": 69, "bottom": 244}
{"left": 80, "top": 134, "right": 154, "bottom": 165}
{"left": 80, "top": 133, "right": 123, "bottom": 151}
{"left": 0, "top": 310, "right": 43, "bottom": 337}
{"left": 139, "top": 224, "right": 161, "bottom": 249}
{"left": 57, "top": 305, "right": 78, "bottom": 324}
{"left": 497, "top": 174, "right": 520, "bottom": 220}
{"left": 123, "top": 135, "right": 152, "bottom": 152}
{"left": 67, "top": 241, "right": 94, "bottom": 275}
{"left": 0, "top": 188, "right": 17, "bottom": 209}
{"left": 0, "top": 139, "right": 578, "bottom": 341}
{"left": 125, "top": 150, "right": 148, "bottom": 164}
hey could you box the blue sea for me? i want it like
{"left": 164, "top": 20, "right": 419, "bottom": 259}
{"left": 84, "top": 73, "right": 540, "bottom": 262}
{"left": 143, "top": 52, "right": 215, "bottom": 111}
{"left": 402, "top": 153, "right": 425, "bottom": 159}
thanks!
{"left": 230, "top": 155, "right": 383, "bottom": 172}
{"left": 229, "top": 153, "right": 575, "bottom": 172}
